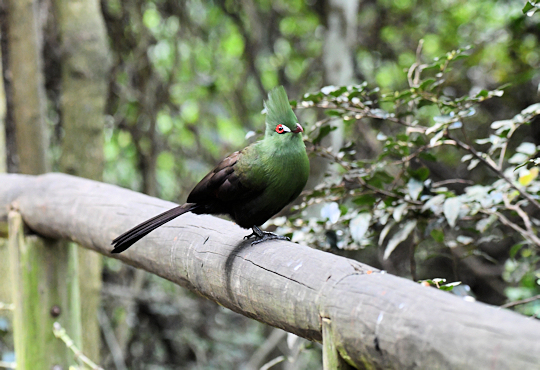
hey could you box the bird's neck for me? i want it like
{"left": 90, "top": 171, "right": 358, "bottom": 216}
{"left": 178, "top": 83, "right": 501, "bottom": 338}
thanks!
{"left": 261, "top": 133, "right": 304, "bottom": 154}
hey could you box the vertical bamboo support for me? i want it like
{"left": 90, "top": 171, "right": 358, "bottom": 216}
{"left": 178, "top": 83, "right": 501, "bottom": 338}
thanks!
{"left": 322, "top": 317, "right": 353, "bottom": 370}
{"left": 0, "top": 239, "right": 11, "bottom": 308}
{"left": 8, "top": 211, "right": 82, "bottom": 369}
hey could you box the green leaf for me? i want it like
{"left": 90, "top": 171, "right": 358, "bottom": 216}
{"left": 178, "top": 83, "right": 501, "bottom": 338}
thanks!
{"left": 523, "top": 1, "right": 534, "bottom": 12}
{"left": 321, "top": 202, "right": 340, "bottom": 224}
{"left": 443, "top": 197, "right": 461, "bottom": 228}
{"left": 302, "top": 92, "right": 323, "bottom": 103}
{"left": 419, "top": 78, "right": 436, "bottom": 90}
{"left": 350, "top": 213, "right": 372, "bottom": 242}
{"left": 324, "top": 109, "right": 343, "bottom": 117}
{"left": 407, "top": 178, "right": 424, "bottom": 200}
{"left": 396, "top": 133, "right": 409, "bottom": 141}
{"left": 439, "top": 281, "right": 461, "bottom": 291}
{"left": 430, "top": 229, "right": 445, "bottom": 243}
{"left": 523, "top": 1, "right": 535, "bottom": 14}
{"left": 509, "top": 153, "right": 529, "bottom": 164}
{"left": 143, "top": 8, "right": 161, "bottom": 30}
{"left": 312, "top": 125, "right": 337, "bottom": 145}
{"left": 476, "top": 215, "right": 496, "bottom": 233}
{"left": 516, "top": 142, "right": 537, "bottom": 155}
{"left": 393, "top": 203, "right": 408, "bottom": 222}
{"left": 222, "top": 31, "right": 245, "bottom": 57}
{"left": 370, "top": 170, "right": 395, "bottom": 186}
{"left": 181, "top": 100, "right": 199, "bottom": 123}
{"left": 476, "top": 89, "right": 489, "bottom": 98}
{"left": 509, "top": 242, "right": 527, "bottom": 258}
{"left": 329, "top": 86, "right": 348, "bottom": 97}
{"left": 353, "top": 194, "right": 377, "bottom": 206}
{"left": 521, "top": 102, "right": 540, "bottom": 115}
{"left": 417, "top": 99, "right": 434, "bottom": 109}
{"left": 383, "top": 220, "right": 417, "bottom": 260}
{"left": 419, "top": 152, "right": 437, "bottom": 161}
{"left": 395, "top": 90, "right": 413, "bottom": 99}
{"left": 410, "top": 167, "right": 430, "bottom": 181}
{"left": 379, "top": 221, "right": 396, "bottom": 245}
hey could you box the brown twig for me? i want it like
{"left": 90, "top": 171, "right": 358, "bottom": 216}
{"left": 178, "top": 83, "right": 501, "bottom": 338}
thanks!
{"left": 502, "top": 195, "right": 536, "bottom": 238}
{"left": 497, "top": 124, "right": 519, "bottom": 170}
{"left": 501, "top": 295, "right": 540, "bottom": 309}
{"left": 432, "top": 179, "right": 475, "bottom": 187}
{"left": 53, "top": 322, "right": 104, "bottom": 370}
{"left": 480, "top": 209, "right": 540, "bottom": 247}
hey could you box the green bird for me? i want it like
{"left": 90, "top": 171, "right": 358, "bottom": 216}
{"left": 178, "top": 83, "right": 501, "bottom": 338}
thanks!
{"left": 111, "top": 86, "right": 310, "bottom": 253}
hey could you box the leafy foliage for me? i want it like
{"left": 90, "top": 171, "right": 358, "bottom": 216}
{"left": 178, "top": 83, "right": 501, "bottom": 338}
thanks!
{"left": 523, "top": 1, "right": 540, "bottom": 17}
{"left": 271, "top": 46, "right": 540, "bottom": 317}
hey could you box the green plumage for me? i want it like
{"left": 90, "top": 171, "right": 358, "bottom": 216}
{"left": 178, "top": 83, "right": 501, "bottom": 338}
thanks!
{"left": 111, "top": 86, "right": 309, "bottom": 253}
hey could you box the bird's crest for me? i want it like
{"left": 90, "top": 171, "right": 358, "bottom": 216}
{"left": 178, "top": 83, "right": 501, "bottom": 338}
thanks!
{"left": 264, "top": 86, "right": 298, "bottom": 135}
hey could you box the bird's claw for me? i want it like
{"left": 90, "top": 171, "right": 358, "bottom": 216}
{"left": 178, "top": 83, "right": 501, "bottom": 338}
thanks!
{"left": 249, "top": 231, "right": 290, "bottom": 245}
{"left": 243, "top": 231, "right": 258, "bottom": 240}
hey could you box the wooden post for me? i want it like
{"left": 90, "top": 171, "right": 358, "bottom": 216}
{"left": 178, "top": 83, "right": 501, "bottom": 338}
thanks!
{"left": 8, "top": 211, "right": 82, "bottom": 369}
{"left": 322, "top": 318, "right": 353, "bottom": 370}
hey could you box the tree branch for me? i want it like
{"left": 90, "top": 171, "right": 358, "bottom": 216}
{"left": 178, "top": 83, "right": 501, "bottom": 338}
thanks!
{"left": 501, "top": 295, "right": 540, "bottom": 309}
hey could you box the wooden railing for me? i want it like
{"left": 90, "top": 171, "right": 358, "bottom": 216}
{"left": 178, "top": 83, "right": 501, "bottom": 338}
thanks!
{"left": 1, "top": 173, "right": 540, "bottom": 369}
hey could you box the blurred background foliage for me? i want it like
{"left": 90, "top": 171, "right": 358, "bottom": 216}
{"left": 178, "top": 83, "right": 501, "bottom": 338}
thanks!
{"left": 2, "top": 0, "right": 540, "bottom": 368}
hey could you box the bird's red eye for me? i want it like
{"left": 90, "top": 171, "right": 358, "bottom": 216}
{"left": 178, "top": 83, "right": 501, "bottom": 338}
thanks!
{"left": 275, "top": 124, "right": 285, "bottom": 134}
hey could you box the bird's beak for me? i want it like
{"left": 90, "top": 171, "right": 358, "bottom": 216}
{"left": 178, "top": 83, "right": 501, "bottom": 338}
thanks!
{"left": 292, "top": 123, "right": 304, "bottom": 133}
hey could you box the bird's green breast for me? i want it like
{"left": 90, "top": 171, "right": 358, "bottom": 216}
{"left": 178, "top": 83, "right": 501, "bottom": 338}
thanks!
{"left": 233, "top": 134, "right": 309, "bottom": 227}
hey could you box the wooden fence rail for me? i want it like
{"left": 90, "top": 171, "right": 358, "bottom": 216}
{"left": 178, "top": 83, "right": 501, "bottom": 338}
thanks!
{"left": 1, "top": 173, "right": 540, "bottom": 369}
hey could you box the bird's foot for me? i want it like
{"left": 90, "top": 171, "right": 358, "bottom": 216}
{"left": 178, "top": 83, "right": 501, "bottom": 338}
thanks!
{"left": 244, "top": 226, "right": 290, "bottom": 245}
{"left": 251, "top": 232, "right": 290, "bottom": 245}
{"left": 243, "top": 231, "right": 259, "bottom": 240}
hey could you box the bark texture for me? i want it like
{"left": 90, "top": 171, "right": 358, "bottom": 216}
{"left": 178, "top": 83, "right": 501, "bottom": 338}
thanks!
{"left": 1, "top": 173, "right": 540, "bottom": 370}
{"left": 0, "top": 43, "right": 8, "bottom": 308}
{"left": 53, "top": 0, "right": 111, "bottom": 361}
{"left": 6, "top": 0, "right": 48, "bottom": 174}
{"left": 0, "top": 53, "right": 6, "bottom": 174}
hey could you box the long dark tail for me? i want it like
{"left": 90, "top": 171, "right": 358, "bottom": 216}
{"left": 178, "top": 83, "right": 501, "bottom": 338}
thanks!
{"left": 111, "top": 203, "right": 198, "bottom": 254}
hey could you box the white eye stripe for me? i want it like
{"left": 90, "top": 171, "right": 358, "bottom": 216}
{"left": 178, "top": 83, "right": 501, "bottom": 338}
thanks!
{"left": 275, "top": 124, "right": 292, "bottom": 134}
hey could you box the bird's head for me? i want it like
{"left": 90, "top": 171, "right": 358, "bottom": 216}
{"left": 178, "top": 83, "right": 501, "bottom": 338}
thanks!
{"left": 264, "top": 86, "right": 304, "bottom": 138}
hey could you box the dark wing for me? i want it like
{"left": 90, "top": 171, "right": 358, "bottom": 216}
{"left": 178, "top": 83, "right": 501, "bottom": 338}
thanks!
{"left": 112, "top": 151, "right": 248, "bottom": 253}
{"left": 187, "top": 150, "right": 261, "bottom": 205}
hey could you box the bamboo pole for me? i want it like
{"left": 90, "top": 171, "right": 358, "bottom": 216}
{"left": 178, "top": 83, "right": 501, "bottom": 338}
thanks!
{"left": 8, "top": 211, "right": 82, "bottom": 369}
{"left": 322, "top": 318, "right": 353, "bottom": 370}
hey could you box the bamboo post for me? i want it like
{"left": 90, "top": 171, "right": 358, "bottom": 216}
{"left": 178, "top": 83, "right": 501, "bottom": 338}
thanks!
{"left": 8, "top": 211, "right": 82, "bottom": 369}
{"left": 322, "top": 318, "right": 354, "bottom": 370}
